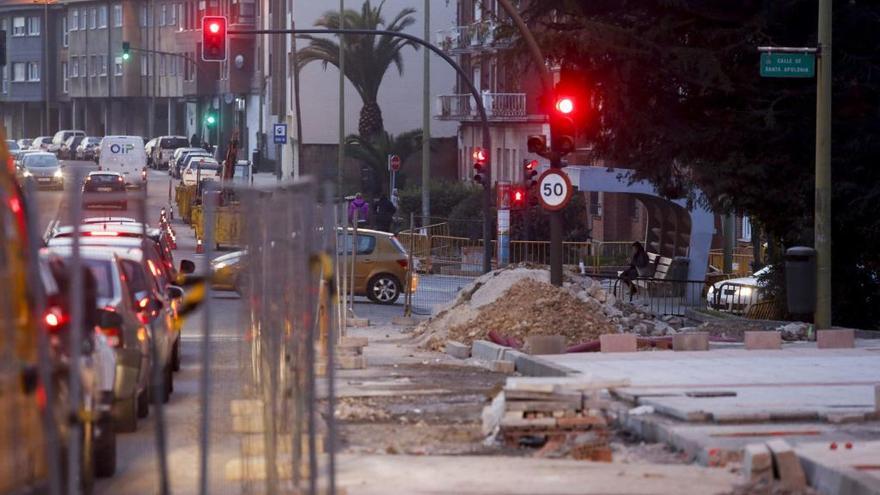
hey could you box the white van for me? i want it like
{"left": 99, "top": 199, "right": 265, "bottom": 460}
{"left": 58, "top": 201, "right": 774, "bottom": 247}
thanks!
{"left": 98, "top": 136, "right": 148, "bottom": 189}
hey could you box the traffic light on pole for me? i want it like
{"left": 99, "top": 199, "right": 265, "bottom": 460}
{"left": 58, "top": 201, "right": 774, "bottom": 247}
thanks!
{"left": 550, "top": 90, "right": 577, "bottom": 156}
{"left": 204, "top": 112, "right": 217, "bottom": 126}
{"left": 472, "top": 147, "right": 488, "bottom": 185}
{"left": 523, "top": 159, "right": 538, "bottom": 188}
{"left": 201, "top": 16, "right": 228, "bottom": 62}
{"left": 121, "top": 41, "right": 130, "bottom": 61}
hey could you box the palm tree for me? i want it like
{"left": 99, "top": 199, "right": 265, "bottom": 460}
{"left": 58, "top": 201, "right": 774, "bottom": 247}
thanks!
{"left": 297, "top": 1, "right": 419, "bottom": 138}
{"left": 345, "top": 129, "right": 422, "bottom": 195}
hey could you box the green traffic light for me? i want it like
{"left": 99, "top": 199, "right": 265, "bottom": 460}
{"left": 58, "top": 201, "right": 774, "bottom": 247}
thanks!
{"left": 205, "top": 115, "right": 216, "bottom": 125}
{"left": 122, "top": 52, "right": 130, "bottom": 61}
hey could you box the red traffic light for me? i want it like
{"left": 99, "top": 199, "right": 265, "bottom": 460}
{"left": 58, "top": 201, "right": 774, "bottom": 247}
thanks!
{"left": 555, "top": 97, "right": 575, "bottom": 115}
{"left": 201, "top": 16, "right": 228, "bottom": 62}
{"left": 525, "top": 159, "right": 538, "bottom": 171}
{"left": 514, "top": 190, "right": 524, "bottom": 202}
{"left": 472, "top": 148, "right": 488, "bottom": 164}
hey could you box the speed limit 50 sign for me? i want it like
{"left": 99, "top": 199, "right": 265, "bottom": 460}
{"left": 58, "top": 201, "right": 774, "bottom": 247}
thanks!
{"left": 537, "top": 169, "right": 573, "bottom": 211}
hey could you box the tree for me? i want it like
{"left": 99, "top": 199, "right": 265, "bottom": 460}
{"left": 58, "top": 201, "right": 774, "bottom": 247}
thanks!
{"left": 516, "top": 1, "right": 880, "bottom": 328}
{"left": 297, "top": 0, "right": 419, "bottom": 138}
{"left": 344, "top": 129, "right": 422, "bottom": 195}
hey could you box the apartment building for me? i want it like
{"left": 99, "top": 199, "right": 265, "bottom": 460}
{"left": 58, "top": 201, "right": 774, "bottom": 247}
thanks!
{"left": 0, "top": 0, "right": 62, "bottom": 137}
{"left": 436, "top": 0, "right": 648, "bottom": 243}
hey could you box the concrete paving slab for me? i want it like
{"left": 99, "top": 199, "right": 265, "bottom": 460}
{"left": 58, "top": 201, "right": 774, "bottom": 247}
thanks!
{"left": 796, "top": 440, "right": 880, "bottom": 495}
{"left": 539, "top": 348, "right": 880, "bottom": 423}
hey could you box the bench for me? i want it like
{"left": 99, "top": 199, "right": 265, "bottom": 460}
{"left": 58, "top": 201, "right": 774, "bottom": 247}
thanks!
{"left": 616, "top": 252, "right": 677, "bottom": 298}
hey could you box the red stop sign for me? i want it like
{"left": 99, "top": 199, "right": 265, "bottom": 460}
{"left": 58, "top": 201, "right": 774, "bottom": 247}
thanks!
{"left": 389, "top": 155, "right": 401, "bottom": 172}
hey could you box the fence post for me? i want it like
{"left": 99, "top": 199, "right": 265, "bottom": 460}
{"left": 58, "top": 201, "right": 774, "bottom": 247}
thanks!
{"left": 404, "top": 212, "right": 415, "bottom": 317}
{"left": 349, "top": 210, "right": 358, "bottom": 312}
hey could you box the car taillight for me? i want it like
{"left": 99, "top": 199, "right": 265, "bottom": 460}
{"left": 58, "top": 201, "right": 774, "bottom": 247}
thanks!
{"left": 84, "top": 231, "right": 119, "bottom": 237}
{"left": 142, "top": 169, "right": 147, "bottom": 180}
{"left": 44, "top": 307, "right": 66, "bottom": 332}
{"left": 396, "top": 259, "right": 408, "bottom": 269}
{"left": 98, "top": 326, "right": 123, "bottom": 347}
{"left": 138, "top": 297, "right": 150, "bottom": 310}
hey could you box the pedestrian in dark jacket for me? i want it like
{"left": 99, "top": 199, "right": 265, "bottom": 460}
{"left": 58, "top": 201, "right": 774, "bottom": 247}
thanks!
{"left": 348, "top": 193, "right": 369, "bottom": 227}
{"left": 373, "top": 194, "right": 396, "bottom": 232}
{"left": 620, "top": 241, "right": 651, "bottom": 299}
{"left": 190, "top": 134, "right": 201, "bottom": 148}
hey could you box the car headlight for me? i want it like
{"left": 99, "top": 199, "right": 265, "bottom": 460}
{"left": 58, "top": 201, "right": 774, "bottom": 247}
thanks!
{"left": 54, "top": 169, "right": 63, "bottom": 178}
{"left": 212, "top": 260, "right": 231, "bottom": 270}
{"left": 740, "top": 287, "right": 753, "bottom": 297}
{"left": 23, "top": 170, "right": 32, "bottom": 177}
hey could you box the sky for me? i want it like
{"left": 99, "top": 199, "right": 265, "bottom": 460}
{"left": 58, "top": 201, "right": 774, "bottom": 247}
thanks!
{"left": 294, "top": 0, "right": 459, "bottom": 143}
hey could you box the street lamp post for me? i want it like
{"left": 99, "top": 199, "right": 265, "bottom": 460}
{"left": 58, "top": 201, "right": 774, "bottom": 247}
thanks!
{"left": 37, "top": 0, "right": 50, "bottom": 135}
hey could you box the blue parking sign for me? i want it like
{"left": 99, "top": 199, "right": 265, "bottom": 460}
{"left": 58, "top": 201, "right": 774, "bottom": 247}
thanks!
{"left": 273, "top": 123, "right": 288, "bottom": 144}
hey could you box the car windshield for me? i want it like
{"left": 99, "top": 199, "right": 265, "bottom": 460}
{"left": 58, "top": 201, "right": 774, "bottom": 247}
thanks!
{"left": 85, "top": 138, "right": 101, "bottom": 145}
{"left": 25, "top": 155, "right": 59, "bottom": 168}
{"left": 88, "top": 174, "right": 122, "bottom": 184}
{"left": 161, "top": 138, "right": 189, "bottom": 149}
{"left": 196, "top": 162, "right": 221, "bottom": 171}
{"left": 6, "top": 140, "right": 19, "bottom": 150}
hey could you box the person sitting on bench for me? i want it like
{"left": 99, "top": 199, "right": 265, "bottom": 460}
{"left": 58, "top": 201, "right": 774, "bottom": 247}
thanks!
{"left": 620, "top": 241, "right": 650, "bottom": 299}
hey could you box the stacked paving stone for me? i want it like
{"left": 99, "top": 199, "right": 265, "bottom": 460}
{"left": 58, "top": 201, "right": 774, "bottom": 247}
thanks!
{"left": 486, "top": 377, "right": 628, "bottom": 462}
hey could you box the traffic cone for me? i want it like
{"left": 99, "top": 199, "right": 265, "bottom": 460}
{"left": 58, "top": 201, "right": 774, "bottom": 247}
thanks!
{"left": 196, "top": 238, "right": 204, "bottom": 254}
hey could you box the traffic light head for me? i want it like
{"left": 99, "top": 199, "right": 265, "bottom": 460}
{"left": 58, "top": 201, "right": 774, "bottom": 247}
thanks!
{"left": 472, "top": 147, "right": 488, "bottom": 184}
{"left": 527, "top": 135, "right": 547, "bottom": 154}
{"left": 550, "top": 90, "right": 577, "bottom": 156}
{"left": 523, "top": 159, "right": 539, "bottom": 187}
{"left": 555, "top": 97, "right": 575, "bottom": 115}
{"left": 201, "top": 16, "right": 228, "bottom": 62}
{"left": 121, "top": 41, "right": 130, "bottom": 61}
{"left": 205, "top": 113, "right": 217, "bottom": 126}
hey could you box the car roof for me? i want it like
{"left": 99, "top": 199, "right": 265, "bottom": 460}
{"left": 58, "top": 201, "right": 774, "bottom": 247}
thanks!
{"left": 87, "top": 170, "right": 123, "bottom": 176}
{"left": 25, "top": 152, "right": 56, "bottom": 159}
{"left": 82, "top": 216, "right": 137, "bottom": 223}
{"left": 53, "top": 223, "right": 161, "bottom": 238}
{"left": 336, "top": 227, "right": 393, "bottom": 238}
{"left": 46, "top": 244, "right": 144, "bottom": 262}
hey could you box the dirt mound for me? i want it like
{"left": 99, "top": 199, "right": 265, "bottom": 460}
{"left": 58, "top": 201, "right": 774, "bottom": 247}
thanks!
{"left": 446, "top": 278, "right": 618, "bottom": 347}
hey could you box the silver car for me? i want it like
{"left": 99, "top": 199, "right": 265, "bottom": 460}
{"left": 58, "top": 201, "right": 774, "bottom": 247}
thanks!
{"left": 21, "top": 152, "right": 64, "bottom": 189}
{"left": 706, "top": 266, "right": 770, "bottom": 313}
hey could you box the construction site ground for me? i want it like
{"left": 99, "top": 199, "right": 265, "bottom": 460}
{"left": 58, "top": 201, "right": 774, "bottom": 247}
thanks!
{"left": 329, "top": 305, "right": 743, "bottom": 495}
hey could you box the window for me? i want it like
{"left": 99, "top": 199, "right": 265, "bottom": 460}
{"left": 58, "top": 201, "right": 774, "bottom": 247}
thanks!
{"left": 139, "top": 5, "right": 147, "bottom": 27}
{"left": 62, "top": 17, "right": 68, "bottom": 46}
{"left": 12, "top": 17, "right": 25, "bottom": 36}
{"left": 589, "top": 191, "right": 602, "bottom": 216}
{"left": 113, "top": 4, "right": 123, "bottom": 27}
{"left": 100, "top": 55, "right": 107, "bottom": 76}
{"left": 140, "top": 56, "right": 148, "bottom": 76}
{"left": 159, "top": 4, "right": 166, "bottom": 26}
{"left": 12, "top": 62, "right": 25, "bottom": 82}
{"left": 70, "top": 56, "right": 78, "bottom": 77}
{"left": 2, "top": 65, "right": 8, "bottom": 93}
{"left": 78, "top": 8, "right": 86, "bottom": 29}
{"left": 70, "top": 9, "right": 78, "bottom": 31}
{"left": 158, "top": 54, "right": 165, "bottom": 76}
{"left": 740, "top": 216, "right": 752, "bottom": 242}
{"left": 115, "top": 56, "right": 123, "bottom": 75}
{"left": 168, "top": 3, "right": 177, "bottom": 26}
{"left": 98, "top": 6, "right": 107, "bottom": 28}
{"left": 90, "top": 55, "right": 97, "bottom": 76}
{"left": 337, "top": 234, "right": 376, "bottom": 255}
{"left": 89, "top": 8, "right": 97, "bottom": 29}
{"left": 27, "top": 16, "right": 40, "bottom": 36}
{"left": 62, "top": 62, "right": 68, "bottom": 92}
{"left": 27, "top": 62, "right": 40, "bottom": 82}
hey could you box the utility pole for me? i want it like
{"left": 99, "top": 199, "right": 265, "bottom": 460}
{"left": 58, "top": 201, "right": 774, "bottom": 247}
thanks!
{"left": 271, "top": 0, "right": 285, "bottom": 179}
{"left": 420, "top": 0, "right": 430, "bottom": 225}
{"left": 106, "top": 0, "right": 112, "bottom": 134}
{"left": 814, "top": 0, "right": 832, "bottom": 329}
{"left": 42, "top": 0, "right": 49, "bottom": 135}
{"left": 337, "top": 0, "right": 345, "bottom": 197}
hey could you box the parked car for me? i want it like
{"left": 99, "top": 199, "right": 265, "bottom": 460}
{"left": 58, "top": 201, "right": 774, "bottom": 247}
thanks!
{"left": 144, "top": 138, "right": 158, "bottom": 168}
{"left": 50, "top": 130, "right": 86, "bottom": 155}
{"left": 98, "top": 136, "right": 148, "bottom": 189}
{"left": 181, "top": 157, "right": 221, "bottom": 186}
{"left": 6, "top": 139, "right": 22, "bottom": 159}
{"left": 706, "top": 266, "right": 771, "bottom": 313}
{"left": 212, "top": 229, "right": 416, "bottom": 304}
{"left": 83, "top": 171, "right": 128, "bottom": 209}
{"left": 169, "top": 147, "right": 207, "bottom": 177}
{"left": 76, "top": 137, "right": 103, "bottom": 161}
{"left": 152, "top": 136, "right": 190, "bottom": 170}
{"left": 17, "top": 138, "right": 34, "bottom": 149}
{"left": 31, "top": 135, "right": 52, "bottom": 150}
{"left": 21, "top": 152, "right": 64, "bottom": 189}
{"left": 60, "top": 135, "right": 86, "bottom": 160}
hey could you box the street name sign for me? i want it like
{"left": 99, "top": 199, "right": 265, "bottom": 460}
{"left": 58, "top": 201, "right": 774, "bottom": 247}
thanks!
{"left": 760, "top": 52, "right": 815, "bottom": 78}
{"left": 273, "top": 123, "right": 288, "bottom": 145}
{"left": 538, "top": 169, "right": 572, "bottom": 211}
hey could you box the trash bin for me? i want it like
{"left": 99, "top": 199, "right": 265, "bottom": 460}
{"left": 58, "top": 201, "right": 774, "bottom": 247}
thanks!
{"left": 785, "top": 246, "right": 816, "bottom": 315}
{"left": 251, "top": 149, "right": 262, "bottom": 172}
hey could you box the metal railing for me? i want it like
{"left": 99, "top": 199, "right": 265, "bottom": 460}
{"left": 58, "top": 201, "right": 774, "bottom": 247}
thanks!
{"left": 435, "top": 21, "right": 511, "bottom": 53}
{"left": 603, "top": 275, "right": 709, "bottom": 317}
{"left": 436, "top": 93, "right": 527, "bottom": 121}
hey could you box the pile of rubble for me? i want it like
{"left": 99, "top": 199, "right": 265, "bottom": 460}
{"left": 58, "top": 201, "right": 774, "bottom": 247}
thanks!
{"left": 414, "top": 266, "right": 683, "bottom": 351}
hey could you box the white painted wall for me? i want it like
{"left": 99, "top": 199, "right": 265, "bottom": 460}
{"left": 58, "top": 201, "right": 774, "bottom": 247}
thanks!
{"left": 293, "top": 0, "right": 458, "bottom": 143}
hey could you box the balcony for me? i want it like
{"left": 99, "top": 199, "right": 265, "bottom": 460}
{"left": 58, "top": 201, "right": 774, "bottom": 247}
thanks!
{"left": 436, "top": 93, "right": 527, "bottom": 121}
{"left": 436, "top": 21, "right": 512, "bottom": 54}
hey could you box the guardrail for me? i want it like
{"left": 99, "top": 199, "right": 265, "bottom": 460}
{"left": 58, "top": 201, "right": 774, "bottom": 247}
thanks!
{"left": 436, "top": 93, "right": 527, "bottom": 121}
